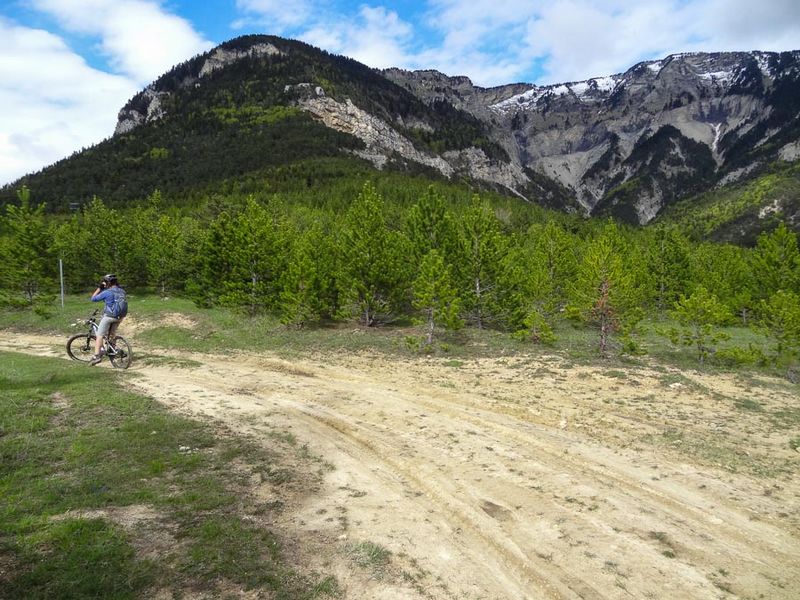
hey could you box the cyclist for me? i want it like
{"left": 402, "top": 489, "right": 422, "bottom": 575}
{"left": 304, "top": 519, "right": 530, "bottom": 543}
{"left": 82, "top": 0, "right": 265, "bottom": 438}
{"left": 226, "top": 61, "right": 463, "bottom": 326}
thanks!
{"left": 88, "top": 274, "right": 128, "bottom": 365}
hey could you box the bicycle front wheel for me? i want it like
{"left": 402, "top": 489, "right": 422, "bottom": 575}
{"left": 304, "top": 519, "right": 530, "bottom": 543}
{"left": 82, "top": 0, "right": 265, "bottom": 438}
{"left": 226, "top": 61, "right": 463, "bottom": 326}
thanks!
{"left": 66, "top": 333, "right": 95, "bottom": 362}
{"left": 109, "top": 336, "right": 132, "bottom": 369}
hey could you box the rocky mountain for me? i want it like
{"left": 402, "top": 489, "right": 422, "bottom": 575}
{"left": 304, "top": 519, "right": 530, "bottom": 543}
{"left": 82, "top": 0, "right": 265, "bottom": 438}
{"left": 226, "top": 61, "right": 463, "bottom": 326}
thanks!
{"left": 385, "top": 51, "right": 800, "bottom": 224}
{"left": 4, "top": 35, "right": 799, "bottom": 233}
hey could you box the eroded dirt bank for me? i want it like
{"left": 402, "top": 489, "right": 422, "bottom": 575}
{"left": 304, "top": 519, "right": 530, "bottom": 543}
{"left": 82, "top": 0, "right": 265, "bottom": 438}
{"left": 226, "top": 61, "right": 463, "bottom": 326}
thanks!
{"left": 2, "top": 332, "right": 798, "bottom": 599}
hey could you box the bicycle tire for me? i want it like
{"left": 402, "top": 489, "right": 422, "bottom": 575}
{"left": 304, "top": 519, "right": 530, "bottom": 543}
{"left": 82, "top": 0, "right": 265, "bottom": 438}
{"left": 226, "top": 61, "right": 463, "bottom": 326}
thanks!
{"left": 109, "top": 336, "right": 132, "bottom": 369}
{"left": 66, "top": 333, "right": 95, "bottom": 362}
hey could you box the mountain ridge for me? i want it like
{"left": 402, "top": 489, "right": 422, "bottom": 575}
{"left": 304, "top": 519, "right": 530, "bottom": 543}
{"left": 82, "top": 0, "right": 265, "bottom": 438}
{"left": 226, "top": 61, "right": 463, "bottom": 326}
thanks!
{"left": 385, "top": 49, "right": 800, "bottom": 218}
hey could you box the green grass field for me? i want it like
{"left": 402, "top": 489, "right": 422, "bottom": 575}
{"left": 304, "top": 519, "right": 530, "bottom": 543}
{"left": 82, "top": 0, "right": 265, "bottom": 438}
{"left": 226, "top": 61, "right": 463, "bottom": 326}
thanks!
{"left": 0, "top": 351, "right": 337, "bottom": 599}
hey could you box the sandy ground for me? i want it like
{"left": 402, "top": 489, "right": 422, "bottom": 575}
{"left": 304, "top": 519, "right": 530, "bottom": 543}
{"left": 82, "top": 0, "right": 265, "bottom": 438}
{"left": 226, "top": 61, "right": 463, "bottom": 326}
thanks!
{"left": 1, "top": 329, "right": 798, "bottom": 600}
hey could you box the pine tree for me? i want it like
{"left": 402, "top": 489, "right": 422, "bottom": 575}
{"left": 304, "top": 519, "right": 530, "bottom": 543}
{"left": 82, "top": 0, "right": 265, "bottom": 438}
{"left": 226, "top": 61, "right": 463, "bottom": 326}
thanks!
{"left": 405, "top": 186, "right": 458, "bottom": 263}
{"left": 457, "top": 196, "right": 507, "bottom": 329}
{"left": 191, "top": 210, "right": 236, "bottom": 308}
{"left": 51, "top": 215, "right": 93, "bottom": 293}
{"left": 0, "top": 186, "right": 55, "bottom": 306}
{"left": 339, "top": 182, "right": 411, "bottom": 326}
{"left": 528, "top": 220, "right": 578, "bottom": 307}
{"left": 59, "top": 197, "right": 126, "bottom": 287}
{"left": 147, "top": 214, "right": 185, "bottom": 296}
{"left": 761, "top": 290, "right": 800, "bottom": 360}
{"left": 219, "top": 197, "right": 285, "bottom": 315}
{"left": 669, "top": 286, "right": 731, "bottom": 364}
{"left": 497, "top": 237, "right": 556, "bottom": 342}
{"left": 568, "top": 222, "right": 642, "bottom": 356}
{"left": 750, "top": 223, "right": 800, "bottom": 302}
{"left": 644, "top": 225, "right": 691, "bottom": 315}
{"left": 689, "top": 242, "right": 754, "bottom": 325}
{"left": 280, "top": 222, "right": 340, "bottom": 326}
{"left": 124, "top": 191, "right": 166, "bottom": 289}
{"left": 412, "top": 249, "right": 463, "bottom": 346}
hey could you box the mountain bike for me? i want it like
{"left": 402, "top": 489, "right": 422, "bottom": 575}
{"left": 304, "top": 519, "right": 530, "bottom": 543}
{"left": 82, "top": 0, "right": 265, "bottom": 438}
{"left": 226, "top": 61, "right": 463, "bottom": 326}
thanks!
{"left": 66, "top": 309, "right": 132, "bottom": 369}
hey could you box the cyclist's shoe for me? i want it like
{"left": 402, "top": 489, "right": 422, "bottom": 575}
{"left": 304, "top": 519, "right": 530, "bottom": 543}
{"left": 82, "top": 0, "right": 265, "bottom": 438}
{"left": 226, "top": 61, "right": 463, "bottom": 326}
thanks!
{"left": 89, "top": 354, "right": 103, "bottom": 366}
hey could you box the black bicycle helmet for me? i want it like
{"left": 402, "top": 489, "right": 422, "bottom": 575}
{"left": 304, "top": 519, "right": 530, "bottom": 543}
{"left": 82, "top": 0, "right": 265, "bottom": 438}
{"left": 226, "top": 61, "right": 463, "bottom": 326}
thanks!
{"left": 102, "top": 274, "right": 118, "bottom": 286}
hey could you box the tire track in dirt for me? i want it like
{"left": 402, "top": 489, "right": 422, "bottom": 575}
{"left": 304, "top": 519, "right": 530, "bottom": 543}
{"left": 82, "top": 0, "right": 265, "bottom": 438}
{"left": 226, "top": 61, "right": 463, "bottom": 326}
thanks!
{"left": 390, "top": 381, "right": 793, "bottom": 553}
{"left": 279, "top": 375, "right": 792, "bottom": 600}
{"left": 129, "top": 358, "right": 544, "bottom": 599}
{"left": 224, "top": 353, "right": 794, "bottom": 564}
{"left": 286, "top": 397, "right": 580, "bottom": 599}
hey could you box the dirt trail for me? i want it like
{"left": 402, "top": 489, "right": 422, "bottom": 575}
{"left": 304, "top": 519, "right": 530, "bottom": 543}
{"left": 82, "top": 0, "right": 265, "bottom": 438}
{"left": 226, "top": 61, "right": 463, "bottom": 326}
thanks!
{"left": 2, "top": 332, "right": 798, "bottom": 599}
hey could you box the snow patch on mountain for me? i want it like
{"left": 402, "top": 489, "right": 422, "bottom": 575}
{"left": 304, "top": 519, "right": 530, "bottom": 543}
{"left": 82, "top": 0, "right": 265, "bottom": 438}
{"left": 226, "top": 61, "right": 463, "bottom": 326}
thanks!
{"left": 699, "top": 70, "right": 734, "bottom": 83}
{"left": 490, "top": 75, "right": 621, "bottom": 112}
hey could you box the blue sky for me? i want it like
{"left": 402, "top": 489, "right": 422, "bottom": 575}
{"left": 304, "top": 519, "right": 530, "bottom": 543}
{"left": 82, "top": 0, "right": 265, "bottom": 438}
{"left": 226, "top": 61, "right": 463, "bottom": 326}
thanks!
{"left": 2, "top": 0, "right": 800, "bottom": 186}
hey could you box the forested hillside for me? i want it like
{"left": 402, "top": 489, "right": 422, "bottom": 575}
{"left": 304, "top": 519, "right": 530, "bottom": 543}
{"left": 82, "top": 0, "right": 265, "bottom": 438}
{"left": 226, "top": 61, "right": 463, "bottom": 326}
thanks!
{"left": 655, "top": 160, "right": 800, "bottom": 245}
{"left": 2, "top": 178, "right": 798, "bottom": 369}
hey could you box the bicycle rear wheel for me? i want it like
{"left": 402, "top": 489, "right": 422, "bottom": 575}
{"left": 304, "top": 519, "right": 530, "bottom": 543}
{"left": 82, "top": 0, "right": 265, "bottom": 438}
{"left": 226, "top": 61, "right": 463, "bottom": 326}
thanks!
{"left": 66, "top": 333, "right": 95, "bottom": 362}
{"left": 109, "top": 336, "right": 132, "bottom": 369}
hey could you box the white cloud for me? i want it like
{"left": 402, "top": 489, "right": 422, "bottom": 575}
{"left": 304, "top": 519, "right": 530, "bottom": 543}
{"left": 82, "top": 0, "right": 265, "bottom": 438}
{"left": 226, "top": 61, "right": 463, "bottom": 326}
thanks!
{"left": 29, "top": 0, "right": 213, "bottom": 84}
{"left": 301, "top": 6, "right": 415, "bottom": 69}
{"left": 0, "top": 1, "right": 213, "bottom": 186}
{"left": 523, "top": 1, "right": 687, "bottom": 83}
{"left": 228, "top": 0, "right": 800, "bottom": 86}
{"left": 0, "top": 18, "right": 139, "bottom": 186}
{"left": 683, "top": 0, "right": 800, "bottom": 52}
{"left": 427, "top": 0, "right": 800, "bottom": 84}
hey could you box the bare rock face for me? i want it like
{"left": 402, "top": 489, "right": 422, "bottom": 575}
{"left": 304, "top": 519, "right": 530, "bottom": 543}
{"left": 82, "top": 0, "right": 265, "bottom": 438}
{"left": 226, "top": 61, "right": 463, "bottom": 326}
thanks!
{"left": 299, "top": 96, "right": 455, "bottom": 176}
{"left": 382, "top": 68, "right": 530, "bottom": 120}
{"left": 115, "top": 87, "right": 169, "bottom": 135}
{"left": 442, "top": 147, "right": 531, "bottom": 201}
{"left": 198, "top": 43, "right": 282, "bottom": 78}
{"left": 299, "top": 95, "right": 537, "bottom": 197}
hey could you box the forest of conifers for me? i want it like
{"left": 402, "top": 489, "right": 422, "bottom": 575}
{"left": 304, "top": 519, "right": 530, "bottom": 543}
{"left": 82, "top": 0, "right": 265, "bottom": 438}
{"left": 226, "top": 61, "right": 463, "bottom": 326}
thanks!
{"left": 1, "top": 172, "right": 799, "bottom": 365}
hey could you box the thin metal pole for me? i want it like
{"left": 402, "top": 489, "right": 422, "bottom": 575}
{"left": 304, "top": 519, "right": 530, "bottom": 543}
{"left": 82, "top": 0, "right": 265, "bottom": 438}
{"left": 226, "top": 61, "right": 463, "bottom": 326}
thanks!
{"left": 59, "top": 259, "right": 64, "bottom": 309}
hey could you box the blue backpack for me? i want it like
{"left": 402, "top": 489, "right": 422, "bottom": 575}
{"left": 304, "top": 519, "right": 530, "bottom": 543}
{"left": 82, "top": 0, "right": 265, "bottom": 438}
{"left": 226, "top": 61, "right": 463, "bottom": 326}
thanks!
{"left": 107, "top": 287, "right": 128, "bottom": 319}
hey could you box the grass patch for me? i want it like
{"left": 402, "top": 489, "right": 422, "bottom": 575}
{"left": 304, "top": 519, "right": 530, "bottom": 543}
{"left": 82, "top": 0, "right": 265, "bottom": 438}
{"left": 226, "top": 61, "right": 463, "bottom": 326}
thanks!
{"left": 0, "top": 350, "right": 334, "bottom": 599}
{"left": 734, "top": 398, "right": 763, "bottom": 412}
{"left": 644, "top": 427, "right": 791, "bottom": 478}
{"left": 443, "top": 359, "right": 464, "bottom": 368}
{"left": 2, "top": 295, "right": 797, "bottom": 381}
{"left": 770, "top": 406, "right": 800, "bottom": 429}
{"left": 604, "top": 370, "right": 628, "bottom": 379}
{"left": 347, "top": 541, "right": 392, "bottom": 577}
{"left": 8, "top": 517, "right": 153, "bottom": 599}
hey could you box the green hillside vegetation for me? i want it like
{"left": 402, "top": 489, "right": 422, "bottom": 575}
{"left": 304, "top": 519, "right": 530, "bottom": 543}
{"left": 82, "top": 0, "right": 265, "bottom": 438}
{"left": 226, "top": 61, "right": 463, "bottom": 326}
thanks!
{"left": 2, "top": 178, "right": 798, "bottom": 373}
{"left": 656, "top": 160, "right": 800, "bottom": 244}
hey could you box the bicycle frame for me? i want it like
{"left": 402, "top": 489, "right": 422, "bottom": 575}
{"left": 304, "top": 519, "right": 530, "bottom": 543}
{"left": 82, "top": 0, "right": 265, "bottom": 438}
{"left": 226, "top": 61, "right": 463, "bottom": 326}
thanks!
{"left": 74, "top": 309, "right": 122, "bottom": 355}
